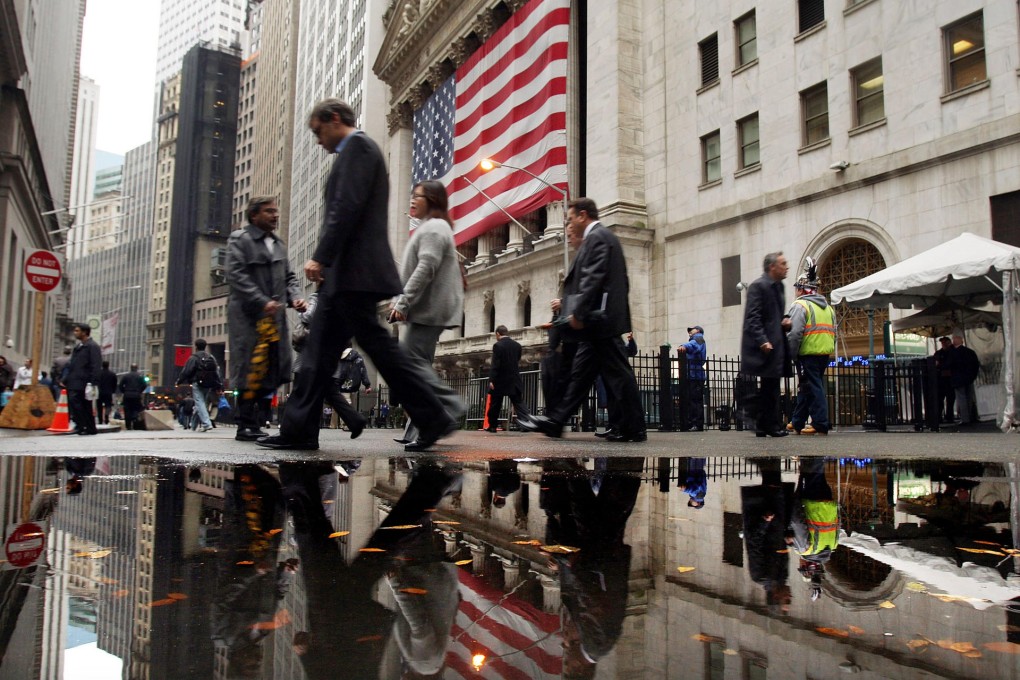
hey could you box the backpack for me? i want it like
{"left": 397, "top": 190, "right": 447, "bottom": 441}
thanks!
{"left": 195, "top": 353, "right": 221, "bottom": 388}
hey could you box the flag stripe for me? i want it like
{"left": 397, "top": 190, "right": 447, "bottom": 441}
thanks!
{"left": 411, "top": 0, "right": 570, "bottom": 245}
{"left": 458, "top": 598, "right": 562, "bottom": 673}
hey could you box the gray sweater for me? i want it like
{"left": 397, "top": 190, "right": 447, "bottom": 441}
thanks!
{"left": 393, "top": 217, "right": 463, "bottom": 328}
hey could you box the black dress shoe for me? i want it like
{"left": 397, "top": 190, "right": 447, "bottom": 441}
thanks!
{"left": 516, "top": 415, "right": 563, "bottom": 438}
{"left": 606, "top": 431, "right": 647, "bottom": 442}
{"left": 255, "top": 435, "right": 319, "bottom": 450}
{"left": 235, "top": 428, "right": 266, "bottom": 442}
{"left": 404, "top": 438, "right": 435, "bottom": 452}
{"left": 687, "top": 426, "right": 704, "bottom": 432}
{"left": 755, "top": 430, "right": 788, "bottom": 438}
{"left": 484, "top": 427, "right": 498, "bottom": 433}
{"left": 594, "top": 428, "right": 617, "bottom": 439}
{"left": 349, "top": 419, "right": 366, "bottom": 440}
{"left": 393, "top": 437, "right": 410, "bottom": 444}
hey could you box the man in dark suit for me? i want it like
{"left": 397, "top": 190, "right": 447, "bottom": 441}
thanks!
{"left": 485, "top": 325, "right": 530, "bottom": 432}
{"left": 740, "top": 252, "right": 792, "bottom": 437}
{"left": 258, "top": 99, "right": 454, "bottom": 452}
{"left": 64, "top": 323, "right": 102, "bottom": 435}
{"left": 521, "top": 198, "right": 645, "bottom": 441}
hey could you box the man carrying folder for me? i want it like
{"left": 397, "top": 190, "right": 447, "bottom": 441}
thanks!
{"left": 521, "top": 198, "right": 646, "bottom": 442}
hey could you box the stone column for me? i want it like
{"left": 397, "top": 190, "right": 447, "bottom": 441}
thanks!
{"left": 498, "top": 557, "right": 527, "bottom": 592}
{"left": 468, "top": 541, "right": 488, "bottom": 576}
{"left": 539, "top": 573, "right": 561, "bottom": 613}
{"left": 442, "top": 532, "right": 459, "bottom": 557}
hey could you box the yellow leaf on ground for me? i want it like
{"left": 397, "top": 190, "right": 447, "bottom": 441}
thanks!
{"left": 167, "top": 593, "right": 188, "bottom": 600}
{"left": 848, "top": 626, "right": 865, "bottom": 635}
{"left": 879, "top": 601, "right": 896, "bottom": 609}
{"left": 74, "top": 550, "right": 112, "bottom": 559}
{"left": 905, "top": 582, "right": 928, "bottom": 592}
{"left": 973, "top": 540, "right": 1001, "bottom": 546}
{"left": 816, "top": 628, "right": 849, "bottom": 638}
{"left": 540, "top": 545, "right": 581, "bottom": 554}
{"left": 948, "top": 642, "right": 978, "bottom": 654}
{"left": 984, "top": 642, "right": 1020, "bottom": 654}
{"left": 676, "top": 566, "right": 696, "bottom": 574}
{"left": 399, "top": 587, "right": 428, "bottom": 595}
{"left": 906, "top": 639, "right": 930, "bottom": 651}
{"left": 434, "top": 521, "right": 460, "bottom": 525}
{"left": 454, "top": 559, "right": 473, "bottom": 566}
{"left": 380, "top": 524, "right": 422, "bottom": 530}
{"left": 328, "top": 531, "right": 350, "bottom": 538}
{"left": 267, "top": 528, "right": 283, "bottom": 536}
{"left": 148, "top": 598, "right": 177, "bottom": 607}
{"left": 957, "top": 547, "right": 1005, "bottom": 556}
{"left": 236, "top": 560, "right": 254, "bottom": 565}
{"left": 359, "top": 548, "right": 386, "bottom": 553}
{"left": 513, "top": 540, "right": 542, "bottom": 546}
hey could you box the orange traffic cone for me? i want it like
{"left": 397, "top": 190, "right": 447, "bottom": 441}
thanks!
{"left": 47, "top": 390, "right": 74, "bottom": 434}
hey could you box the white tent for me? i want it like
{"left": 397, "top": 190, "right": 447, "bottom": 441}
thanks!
{"left": 830, "top": 233, "right": 1020, "bottom": 432}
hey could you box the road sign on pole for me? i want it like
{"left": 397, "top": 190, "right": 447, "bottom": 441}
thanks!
{"left": 23, "top": 249, "right": 62, "bottom": 293}
{"left": 4, "top": 522, "right": 46, "bottom": 569}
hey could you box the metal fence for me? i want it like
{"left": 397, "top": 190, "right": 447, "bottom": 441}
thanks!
{"left": 346, "top": 346, "right": 981, "bottom": 433}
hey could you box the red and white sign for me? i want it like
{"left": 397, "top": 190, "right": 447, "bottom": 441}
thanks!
{"left": 5, "top": 522, "right": 46, "bottom": 569}
{"left": 24, "top": 249, "right": 62, "bottom": 293}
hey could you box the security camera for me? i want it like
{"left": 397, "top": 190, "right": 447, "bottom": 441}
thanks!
{"left": 829, "top": 160, "right": 850, "bottom": 171}
{"left": 735, "top": 282, "right": 747, "bottom": 292}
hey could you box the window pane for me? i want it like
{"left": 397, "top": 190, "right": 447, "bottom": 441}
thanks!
{"left": 802, "top": 85, "right": 829, "bottom": 145}
{"left": 737, "top": 14, "right": 757, "bottom": 65}
{"left": 740, "top": 116, "right": 759, "bottom": 168}
{"left": 946, "top": 14, "right": 986, "bottom": 92}
{"left": 950, "top": 51, "right": 987, "bottom": 90}
{"left": 703, "top": 132, "right": 721, "bottom": 183}
{"left": 854, "top": 60, "right": 884, "bottom": 126}
{"left": 858, "top": 92, "right": 884, "bottom": 126}
{"left": 706, "top": 157, "right": 721, "bottom": 182}
{"left": 743, "top": 141, "right": 759, "bottom": 167}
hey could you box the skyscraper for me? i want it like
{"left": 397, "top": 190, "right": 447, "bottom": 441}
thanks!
{"left": 155, "top": 0, "right": 247, "bottom": 82}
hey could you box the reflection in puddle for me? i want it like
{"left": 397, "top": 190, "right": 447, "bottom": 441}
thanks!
{"left": 0, "top": 455, "right": 1015, "bottom": 678}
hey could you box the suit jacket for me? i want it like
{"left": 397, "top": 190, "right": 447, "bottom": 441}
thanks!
{"left": 315, "top": 132, "right": 402, "bottom": 299}
{"left": 65, "top": 338, "right": 102, "bottom": 390}
{"left": 489, "top": 336, "right": 524, "bottom": 391}
{"left": 563, "top": 223, "right": 631, "bottom": 339}
{"left": 740, "top": 274, "right": 790, "bottom": 378}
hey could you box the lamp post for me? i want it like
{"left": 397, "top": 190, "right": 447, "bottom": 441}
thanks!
{"left": 479, "top": 159, "right": 569, "bottom": 272}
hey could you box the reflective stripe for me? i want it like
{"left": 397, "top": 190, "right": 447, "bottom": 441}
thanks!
{"left": 796, "top": 300, "right": 835, "bottom": 355}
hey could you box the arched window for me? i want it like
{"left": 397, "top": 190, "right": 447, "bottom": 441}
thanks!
{"left": 820, "top": 239, "right": 888, "bottom": 357}
{"left": 521, "top": 295, "right": 532, "bottom": 327}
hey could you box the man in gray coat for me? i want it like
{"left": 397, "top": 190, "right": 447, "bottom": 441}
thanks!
{"left": 227, "top": 197, "right": 306, "bottom": 441}
{"left": 389, "top": 179, "right": 466, "bottom": 445}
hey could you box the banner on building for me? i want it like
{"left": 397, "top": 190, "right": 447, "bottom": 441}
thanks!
{"left": 411, "top": 0, "right": 570, "bottom": 245}
{"left": 174, "top": 345, "right": 192, "bottom": 367}
{"left": 100, "top": 309, "right": 119, "bottom": 355}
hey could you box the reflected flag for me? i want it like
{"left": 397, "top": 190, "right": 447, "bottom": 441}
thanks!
{"left": 411, "top": 0, "right": 570, "bottom": 245}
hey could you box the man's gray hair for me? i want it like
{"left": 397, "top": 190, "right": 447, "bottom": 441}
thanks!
{"left": 763, "top": 251, "right": 784, "bottom": 273}
{"left": 309, "top": 98, "right": 357, "bottom": 126}
{"left": 246, "top": 196, "right": 277, "bottom": 223}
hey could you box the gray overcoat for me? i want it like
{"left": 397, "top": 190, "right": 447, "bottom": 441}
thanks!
{"left": 226, "top": 224, "right": 302, "bottom": 391}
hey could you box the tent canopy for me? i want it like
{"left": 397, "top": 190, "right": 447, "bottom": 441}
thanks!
{"left": 830, "top": 233, "right": 1020, "bottom": 309}
{"left": 890, "top": 297, "right": 1002, "bottom": 336}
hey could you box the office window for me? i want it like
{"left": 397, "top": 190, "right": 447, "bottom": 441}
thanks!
{"left": 705, "top": 639, "right": 726, "bottom": 680}
{"left": 991, "top": 191, "right": 1020, "bottom": 248}
{"left": 851, "top": 58, "right": 884, "bottom": 127}
{"left": 735, "top": 11, "right": 757, "bottom": 66}
{"left": 737, "top": 114, "right": 759, "bottom": 169}
{"left": 702, "top": 131, "right": 721, "bottom": 183}
{"left": 801, "top": 82, "right": 829, "bottom": 145}
{"left": 799, "top": 0, "right": 825, "bottom": 33}
{"left": 944, "top": 13, "right": 986, "bottom": 93}
{"left": 721, "top": 255, "right": 741, "bottom": 307}
{"left": 700, "top": 33, "right": 719, "bottom": 86}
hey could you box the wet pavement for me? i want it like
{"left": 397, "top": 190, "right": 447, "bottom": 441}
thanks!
{"left": 0, "top": 429, "right": 1018, "bottom": 678}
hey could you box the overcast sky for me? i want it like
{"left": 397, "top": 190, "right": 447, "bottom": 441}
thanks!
{"left": 79, "top": 0, "right": 160, "bottom": 155}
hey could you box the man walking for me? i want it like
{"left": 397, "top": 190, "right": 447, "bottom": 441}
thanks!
{"left": 176, "top": 338, "right": 221, "bottom": 432}
{"left": 97, "top": 360, "right": 118, "bottom": 424}
{"left": 678, "top": 325, "right": 707, "bottom": 431}
{"left": 64, "top": 323, "right": 101, "bottom": 435}
{"left": 786, "top": 265, "right": 835, "bottom": 436}
{"left": 226, "top": 197, "right": 307, "bottom": 442}
{"left": 740, "top": 252, "right": 792, "bottom": 437}
{"left": 521, "top": 198, "right": 645, "bottom": 442}
{"left": 259, "top": 98, "right": 454, "bottom": 451}
{"left": 118, "top": 363, "right": 147, "bottom": 430}
{"left": 486, "top": 325, "right": 530, "bottom": 432}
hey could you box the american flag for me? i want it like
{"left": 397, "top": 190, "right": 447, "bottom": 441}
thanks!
{"left": 411, "top": 0, "right": 570, "bottom": 245}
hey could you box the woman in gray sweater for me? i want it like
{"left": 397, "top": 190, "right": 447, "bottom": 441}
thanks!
{"left": 389, "top": 180, "right": 466, "bottom": 447}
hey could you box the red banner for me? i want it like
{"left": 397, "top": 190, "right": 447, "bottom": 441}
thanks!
{"left": 174, "top": 346, "right": 192, "bottom": 367}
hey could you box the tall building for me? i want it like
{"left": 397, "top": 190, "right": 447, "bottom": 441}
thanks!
{"left": 155, "top": 0, "right": 247, "bottom": 81}
{"left": 158, "top": 45, "right": 240, "bottom": 386}
{"left": 287, "top": 0, "right": 388, "bottom": 291}
{"left": 231, "top": 3, "right": 262, "bottom": 229}
{"left": 250, "top": 0, "right": 300, "bottom": 239}
{"left": 66, "top": 75, "right": 98, "bottom": 262}
{"left": 371, "top": 0, "right": 1020, "bottom": 381}
{"left": 0, "top": 0, "right": 86, "bottom": 366}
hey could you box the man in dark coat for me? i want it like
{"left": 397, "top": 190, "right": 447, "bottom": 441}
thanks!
{"left": 118, "top": 363, "right": 147, "bottom": 429}
{"left": 947, "top": 331, "right": 981, "bottom": 425}
{"left": 226, "top": 197, "right": 307, "bottom": 441}
{"left": 485, "top": 325, "right": 530, "bottom": 432}
{"left": 522, "top": 198, "right": 645, "bottom": 442}
{"left": 64, "top": 323, "right": 102, "bottom": 435}
{"left": 97, "top": 361, "right": 118, "bottom": 424}
{"left": 259, "top": 98, "right": 454, "bottom": 452}
{"left": 740, "top": 252, "right": 792, "bottom": 437}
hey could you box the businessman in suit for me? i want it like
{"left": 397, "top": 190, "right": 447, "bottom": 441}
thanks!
{"left": 486, "top": 325, "right": 530, "bottom": 432}
{"left": 521, "top": 198, "right": 645, "bottom": 441}
{"left": 258, "top": 98, "right": 455, "bottom": 451}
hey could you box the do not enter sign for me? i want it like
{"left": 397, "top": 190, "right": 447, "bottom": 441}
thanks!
{"left": 5, "top": 522, "right": 45, "bottom": 569}
{"left": 24, "top": 249, "right": 62, "bottom": 293}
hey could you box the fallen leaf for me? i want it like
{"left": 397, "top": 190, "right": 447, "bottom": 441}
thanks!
{"left": 513, "top": 540, "right": 542, "bottom": 546}
{"left": 252, "top": 609, "right": 291, "bottom": 630}
{"left": 236, "top": 560, "right": 254, "bottom": 566}
{"left": 328, "top": 531, "right": 350, "bottom": 538}
{"left": 359, "top": 548, "right": 386, "bottom": 553}
{"left": 167, "top": 593, "right": 188, "bottom": 600}
{"left": 399, "top": 587, "right": 428, "bottom": 595}
{"left": 267, "top": 529, "right": 283, "bottom": 536}
{"left": 380, "top": 524, "right": 422, "bottom": 530}
{"left": 454, "top": 559, "right": 473, "bottom": 566}
{"left": 973, "top": 540, "right": 1001, "bottom": 547}
{"left": 540, "top": 545, "right": 581, "bottom": 554}
{"left": 776, "top": 549, "right": 789, "bottom": 554}
{"left": 424, "top": 508, "right": 436, "bottom": 512}
{"left": 112, "top": 589, "right": 130, "bottom": 598}
{"left": 879, "top": 601, "right": 896, "bottom": 609}
{"left": 906, "top": 639, "right": 930, "bottom": 651}
{"left": 963, "top": 650, "right": 982, "bottom": 658}
{"left": 816, "top": 627, "right": 849, "bottom": 638}
{"left": 149, "top": 598, "right": 177, "bottom": 607}
{"left": 676, "top": 566, "right": 696, "bottom": 574}
{"left": 984, "top": 642, "right": 1020, "bottom": 654}
{"left": 931, "top": 594, "right": 975, "bottom": 604}
{"left": 947, "top": 642, "right": 978, "bottom": 654}
{"left": 957, "top": 548, "right": 1005, "bottom": 556}
{"left": 848, "top": 626, "right": 865, "bottom": 635}
{"left": 692, "top": 634, "right": 713, "bottom": 642}
{"left": 905, "top": 582, "right": 928, "bottom": 592}
{"left": 434, "top": 521, "right": 460, "bottom": 525}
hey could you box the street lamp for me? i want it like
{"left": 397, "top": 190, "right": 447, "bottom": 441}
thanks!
{"left": 479, "top": 159, "right": 569, "bottom": 272}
